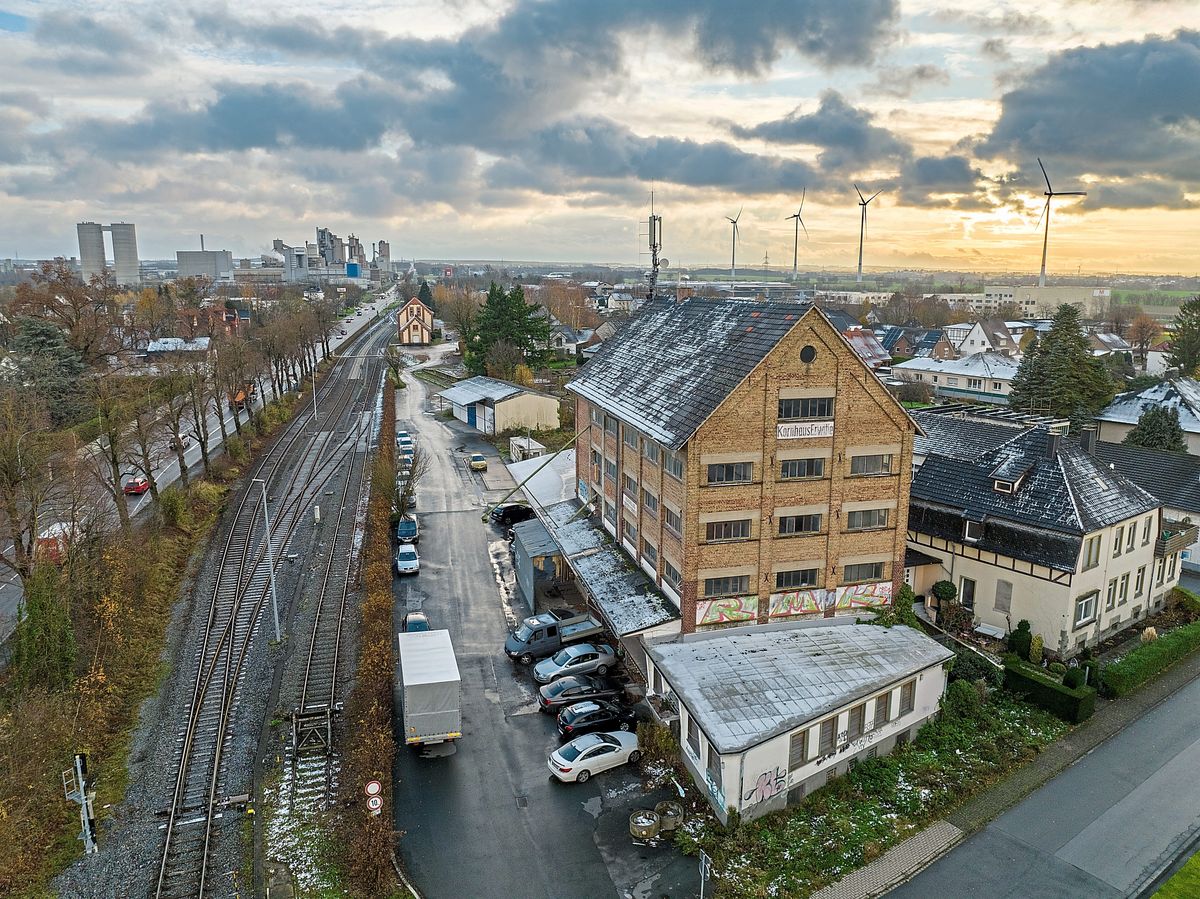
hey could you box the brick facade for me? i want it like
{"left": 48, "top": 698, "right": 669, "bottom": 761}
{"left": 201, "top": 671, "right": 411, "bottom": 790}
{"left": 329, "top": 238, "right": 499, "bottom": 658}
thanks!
{"left": 575, "top": 307, "right": 915, "bottom": 634}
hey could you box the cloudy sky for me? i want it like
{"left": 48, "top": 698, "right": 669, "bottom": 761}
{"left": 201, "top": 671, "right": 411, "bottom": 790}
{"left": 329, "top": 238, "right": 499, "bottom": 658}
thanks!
{"left": 1, "top": 0, "right": 1198, "bottom": 274}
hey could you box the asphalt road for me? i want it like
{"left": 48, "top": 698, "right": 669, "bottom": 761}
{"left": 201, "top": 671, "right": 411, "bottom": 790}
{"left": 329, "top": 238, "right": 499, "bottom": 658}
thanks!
{"left": 0, "top": 291, "right": 397, "bottom": 644}
{"left": 391, "top": 356, "right": 641, "bottom": 899}
{"left": 890, "top": 671, "right": 1200, "bottom": 898}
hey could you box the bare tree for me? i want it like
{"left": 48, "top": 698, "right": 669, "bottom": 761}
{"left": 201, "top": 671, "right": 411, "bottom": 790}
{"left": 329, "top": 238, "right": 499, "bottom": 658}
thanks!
{"left": 1128, "top": 313, "right": 1163, "bottom": 371}
{"left": 125, "top": 384, "right": 167, "bottom": 503}
{"left": 395, "top": 444, "right": 431, "bottom": 517}
{"left": 89, "top": 373, "right": 132, "bottom": 531}
{"left": 0, "top": 390, "right": 57, "bottom": 583}
{"left": 11, "top": 260, "right": 119, "bottom": 366}
{"left": 484, "top": 339, "right": 523, "bottom": 381}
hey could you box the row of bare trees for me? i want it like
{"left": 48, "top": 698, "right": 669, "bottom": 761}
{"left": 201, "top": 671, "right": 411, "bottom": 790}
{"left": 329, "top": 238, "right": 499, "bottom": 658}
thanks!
{"left": 0, "top": 262, "right": 355, "bottom": 587}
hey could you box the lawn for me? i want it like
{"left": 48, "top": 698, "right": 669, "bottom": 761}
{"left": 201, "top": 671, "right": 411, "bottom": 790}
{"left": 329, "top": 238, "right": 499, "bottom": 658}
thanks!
{"left": 677, "top": 690, "right": 1066, "bottom": 898}
{"left": 1156, "top": 850, "right": 1200, "bottom": 898}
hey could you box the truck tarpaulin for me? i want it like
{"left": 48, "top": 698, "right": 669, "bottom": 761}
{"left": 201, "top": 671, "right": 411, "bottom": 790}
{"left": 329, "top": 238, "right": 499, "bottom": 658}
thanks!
{"left": 398, "top": 629, "right": 462, "bottom": 745}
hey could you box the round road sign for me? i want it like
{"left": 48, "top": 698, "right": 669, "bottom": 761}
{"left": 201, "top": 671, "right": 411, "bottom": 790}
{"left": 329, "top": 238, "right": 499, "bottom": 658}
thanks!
{"left": 366, "top": 795, "right": 383, "bottom": 812}
{"left": 364, "top": 780, "right": 382, "bottom": 797}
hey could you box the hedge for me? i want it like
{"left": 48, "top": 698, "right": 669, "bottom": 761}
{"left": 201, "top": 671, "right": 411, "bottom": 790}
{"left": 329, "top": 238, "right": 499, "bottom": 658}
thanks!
{"left": 1100, "top": 618, "right": 1200, "bottom": 697}
{"left": 1172, "top": 586, "right": 1200, "bottom": 621}
{"left": 1003, "top": 656, "right": 1096, "bottom": 723}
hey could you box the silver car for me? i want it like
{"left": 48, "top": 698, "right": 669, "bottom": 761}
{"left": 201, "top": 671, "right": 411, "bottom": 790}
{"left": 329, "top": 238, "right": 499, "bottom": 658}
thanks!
{"left": 533, "top": 643, "right": 617, "bottom": 684}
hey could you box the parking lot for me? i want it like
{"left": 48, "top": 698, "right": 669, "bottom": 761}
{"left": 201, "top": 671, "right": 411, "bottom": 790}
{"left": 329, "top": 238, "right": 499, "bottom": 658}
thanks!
{"left": 390, "top": 364, "right": 696, "bottom": 899}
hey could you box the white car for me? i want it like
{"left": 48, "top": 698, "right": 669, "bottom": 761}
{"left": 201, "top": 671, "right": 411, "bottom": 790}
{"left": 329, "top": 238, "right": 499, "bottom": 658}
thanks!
{"left": 394, "top": 544, "right": 420, "bottom": 575}
{"left": 548, "top": 732, "right": 640, "bottom": 783}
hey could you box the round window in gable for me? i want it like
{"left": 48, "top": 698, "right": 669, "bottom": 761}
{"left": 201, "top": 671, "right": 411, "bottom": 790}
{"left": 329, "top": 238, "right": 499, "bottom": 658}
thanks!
{"left": 800, "top": 345, "right": 817, "bottom": 364}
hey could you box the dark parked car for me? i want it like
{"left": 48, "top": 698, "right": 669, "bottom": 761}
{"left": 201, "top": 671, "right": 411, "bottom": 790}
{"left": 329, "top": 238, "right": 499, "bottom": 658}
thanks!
{"left": 402, "top": 611, "right": 430, "bottom": 632}
{"left": 537, "top": 675, "right": 623, "bottom": 713}
{"left": 396, "top": 515, "right": 419, "bottom": 544}
{"left": 556, "top": 700, "right": 638, "bottom": 740}
{"left": 490, "top": 503, "right": 535, "bottom": 527}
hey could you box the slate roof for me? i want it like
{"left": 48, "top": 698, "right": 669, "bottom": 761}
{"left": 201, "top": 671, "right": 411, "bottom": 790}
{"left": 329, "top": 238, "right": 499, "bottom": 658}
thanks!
{"left": 912, "top": 410, "right": 1032, "bottom": 462}
{"left": 1092, "top": 441, "right": 1200, "bottom": 515}
{"left": 1095, "top": 378, "right": 1200, "bottom": 434}
{"left": 821, "top": 308, "right": 861, "bottom": 332}
{"left": 541, "top": 499, "right": 679, "bottom": 636}
{"left": 910, "top": 428, "right": 1160, "bottom": 569}
{"left": 647, "top": 623, "right": 952, "bottom": 754}
{"left": 566, "top": 297, "right": 811, "bottom": 450}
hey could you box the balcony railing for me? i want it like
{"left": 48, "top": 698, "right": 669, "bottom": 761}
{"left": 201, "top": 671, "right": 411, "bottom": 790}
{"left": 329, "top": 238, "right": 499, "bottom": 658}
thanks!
{"left": 1155, "top": 519, "right": 1198, "bottom": 558}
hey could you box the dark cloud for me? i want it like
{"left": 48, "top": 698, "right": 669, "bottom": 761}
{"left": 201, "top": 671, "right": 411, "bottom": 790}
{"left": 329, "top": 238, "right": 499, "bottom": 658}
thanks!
{"left": 866, "top": 63, "right": 950, "bottom": 98}
{"left": 978, "top": 29, "right": 1200, "bottom": 208}
{"left": 1083, "top": 180, "right": 1196, "bottom": 209}
{"left": 894, "top": 155, "right": 985, "bottom": 206}
{"left": 33, "top": 12, "right": 154, "bottom": 76}
{"left": 727, "top": 90, "right": 909, "bottom": 169}
{"left": 981, "top": 38, "right": 1012, "bottom": 61}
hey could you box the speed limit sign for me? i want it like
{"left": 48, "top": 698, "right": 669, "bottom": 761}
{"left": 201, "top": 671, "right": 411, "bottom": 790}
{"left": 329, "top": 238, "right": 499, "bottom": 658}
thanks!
{"left": 364, "top": 780, "right": 382, "bottom": 797}
{"left": 366, "top": 795, "right": 383, "bottom": 813}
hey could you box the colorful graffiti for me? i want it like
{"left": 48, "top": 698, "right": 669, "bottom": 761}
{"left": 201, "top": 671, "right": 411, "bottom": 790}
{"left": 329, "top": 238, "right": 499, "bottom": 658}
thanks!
{"left": 742, "top": 766, "right": 787, "bottom": 805}
{"left": 697, "top": 594, "right": 759, "bottom": 626}
{"left": 769, "top": 581, "right": 893, "bottom": 619}
{"left": 705, "top": 772, "right": 726, "bottom": 811}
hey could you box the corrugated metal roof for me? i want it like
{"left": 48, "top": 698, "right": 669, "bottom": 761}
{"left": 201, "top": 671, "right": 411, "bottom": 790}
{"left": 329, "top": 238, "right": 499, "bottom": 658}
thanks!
{"left": 437, "top": 375, "right": 523, "bottom": 406}
{"left": 648, "top": 624, "right": 952, "bottom": 754}
{"left": 511, "top": 518, "right": 559, "bottom": 558}
{"left": 566, "top": 297, "right": 811, "bottom": 450}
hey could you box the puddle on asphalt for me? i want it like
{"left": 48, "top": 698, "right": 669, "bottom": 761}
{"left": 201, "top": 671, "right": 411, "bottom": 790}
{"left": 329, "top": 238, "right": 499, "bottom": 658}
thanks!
{"left": 419, "top": 743, "right": 457, "bottom": 759}
{"left": 582, "top": 796, "right": 603, "bottom": 819}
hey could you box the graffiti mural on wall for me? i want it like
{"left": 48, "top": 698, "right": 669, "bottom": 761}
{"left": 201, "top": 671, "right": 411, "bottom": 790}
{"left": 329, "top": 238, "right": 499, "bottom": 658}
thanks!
{"left": 742, "top": 766, "right": 787, "bottom": 805}
{"left": 769, "top": 581, "right": 893, "bottom": 619}
{"left": 696, "top": 594, "right": 759, "bottom": 626}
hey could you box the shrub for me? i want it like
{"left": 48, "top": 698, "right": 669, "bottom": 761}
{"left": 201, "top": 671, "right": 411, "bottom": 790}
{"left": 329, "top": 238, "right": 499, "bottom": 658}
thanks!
{"left": 942, "top": 679, "right": 984, "bottom": 719}
{"left": 1029, "top": 634, "right": 1044, "bottom": 666}
{"left": 1048, "top": 662, "right": 1067, "bottom": 676}
{"left": 225, "top": 435, "right": 248, "bottom": 464}
{"left": 1100, "top": 618, "right": 1200, "bottom": 697}
{"left": 1063, "top": 668, "right": 1086, "bottom": 689}
{"left": 932, "top": 580, "right": 957, "bottom": 603}
{"left": 1003, "top": 656, "right": 1096, "bottom": 723}
{"left": 1171, "top": 586, "right": 1200, "bottom": 622}
{"left": 158, "top": 485, "right": 187, "bottom": 530}
{"left": 940, "top": 600, "right": 974, "bottom": 632}
{"left": 1141, "top": 627, "right": 1158, "bottom": 643}
{"left": 1008, "top": 622, "right": 1033, "bottom": 660}
{"left": 948, "top": 650, "right": 1002, "bottom": 687}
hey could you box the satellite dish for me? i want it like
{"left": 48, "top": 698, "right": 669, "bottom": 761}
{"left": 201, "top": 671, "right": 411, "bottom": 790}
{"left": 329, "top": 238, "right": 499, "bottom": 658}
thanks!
{"left": 659, "top": 258, "right": 669, "bottom": 268}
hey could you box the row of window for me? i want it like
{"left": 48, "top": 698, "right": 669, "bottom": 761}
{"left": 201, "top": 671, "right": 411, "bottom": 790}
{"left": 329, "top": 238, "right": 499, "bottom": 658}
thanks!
{"left": 705, "top": 509, "right": 890, "bottom": 542}
{"left": 705, "top": 454, "right": 893, "bottom": 486}
{"left": 1081, "top": 515, "right": 1155, "bottom": 570}
{"left": 905, "top": 373, "right": 1006, "bottom": 391}
{"left": 787, "top": 681, "right": 916, "bottom": 770}
{"left": 1077, "top": 553, "right": 1178, "bottom": 627}
{"left": 702, "top": 561, "right": 886, "bottom": 597}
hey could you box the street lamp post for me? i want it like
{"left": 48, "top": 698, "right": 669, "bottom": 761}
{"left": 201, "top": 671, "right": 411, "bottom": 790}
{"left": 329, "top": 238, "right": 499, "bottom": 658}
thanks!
{"left": 251, "top": 477, "right": 282, "bottom": 643}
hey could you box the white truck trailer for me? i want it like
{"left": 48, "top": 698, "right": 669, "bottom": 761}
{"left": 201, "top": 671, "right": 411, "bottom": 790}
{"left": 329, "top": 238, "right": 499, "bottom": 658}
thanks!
{"left": 397, "top": 629, "right": 463, "bottom": 747}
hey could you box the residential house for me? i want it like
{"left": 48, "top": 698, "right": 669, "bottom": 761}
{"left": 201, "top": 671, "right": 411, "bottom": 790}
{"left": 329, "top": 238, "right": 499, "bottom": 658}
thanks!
{"left": 891, "top": 352, "right": 1021, "bottom": 405}
{"left": 910, "top": 408, "right": 1034, "bottom": 470}
{"left": 646, "top": 620, "right": 951, "bottom": 823}
{"left": 876, "top": 326, "right": 956, "bottom": 360}
{"left": 1089, "top": 331, "right": 1133, "bottom": 357}
{"left": 547, "top": 316, "right": 594, "bottom": 357}
{"left": 397, "top": 295, "right": 434, "bottom": 345}
{"left": 907, "top": 427, "right": 1190, "bottom": 657}
{"left": 1095, "top": 378, "right": 1200, "bottom": 453}
{"left": 579, "top": 319, "right": 620, "bottom": 361}
{"left": 955, "top": 319, "right": 1020, "bottom": 356}
{"left": 566, "top": 297, "right": 917, "bottom": 636}
{"left": 943, "top": 322, "right": 972, "bottom": 349}
{"left": 1092, "top": 439, "right": 1200, "bottom": 573}
{"left": 436, "top": 375, "right": 560, "bottom": 434}
{"left": 1145, "top": 340, "right": 1172, "bottom": 377}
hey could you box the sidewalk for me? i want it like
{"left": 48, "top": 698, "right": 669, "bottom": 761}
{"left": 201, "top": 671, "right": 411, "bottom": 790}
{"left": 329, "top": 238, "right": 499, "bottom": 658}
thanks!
{"left": 814, "top": 648, "right": 1200, "bottom": 899}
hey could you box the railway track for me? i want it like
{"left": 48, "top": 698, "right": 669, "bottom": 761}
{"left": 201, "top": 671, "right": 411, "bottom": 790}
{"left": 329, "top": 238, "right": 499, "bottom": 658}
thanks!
{"left": 154, "top": 323, "right": 390, "bottom": 898}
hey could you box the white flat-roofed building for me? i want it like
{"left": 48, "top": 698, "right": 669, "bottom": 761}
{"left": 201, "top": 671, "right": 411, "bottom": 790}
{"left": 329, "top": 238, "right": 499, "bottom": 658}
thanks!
{"left": 646, "top": 621, "right": 952, "bottom": 823}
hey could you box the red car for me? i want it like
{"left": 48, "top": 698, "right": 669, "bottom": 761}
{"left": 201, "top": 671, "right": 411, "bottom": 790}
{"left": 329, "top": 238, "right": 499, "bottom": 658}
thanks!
{"left": 123, "top": 476, "right": 150, "bottom": 496}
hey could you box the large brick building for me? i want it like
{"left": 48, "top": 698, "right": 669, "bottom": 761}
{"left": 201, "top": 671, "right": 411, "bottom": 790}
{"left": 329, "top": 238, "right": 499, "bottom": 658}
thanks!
{"left": 566, "top": 297, "right": 917, "bottom": 634}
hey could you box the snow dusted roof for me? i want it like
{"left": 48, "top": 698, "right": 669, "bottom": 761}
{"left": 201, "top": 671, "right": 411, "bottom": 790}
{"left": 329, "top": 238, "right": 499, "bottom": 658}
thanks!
{"left": 541, "top": 499, "right": 679, "bottom": 636}
{"left": 1095, "top": 378, "right": 1200, "bottom": 434}
{"left": 566, "top": 297, "right": 810, "bottom": 450}
{"left": 911, "top": 411, "right": 1033, "bottom": 462}
{"left": 146, "top": 337, "right": 211, "bottom": 353}
{"left": 892, "top": 351, "right": 1021, "bottom": 380}
{"left": 437, "top": 375, "right": 523, "bottom": 406}
{"left": 648, "top": 623, "right": 952, "bottom": 754}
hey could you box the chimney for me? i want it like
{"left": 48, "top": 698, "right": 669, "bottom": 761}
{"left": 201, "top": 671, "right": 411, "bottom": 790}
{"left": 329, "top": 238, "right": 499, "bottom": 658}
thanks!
{"left": 1081, "top": 425, "right": 1097, "bottom": 455}
{"left": 1046, "top": 430, "right": 1061, "bottom": 459}
{"left": 200, "top": 233, "right": 205, "bottom": 251}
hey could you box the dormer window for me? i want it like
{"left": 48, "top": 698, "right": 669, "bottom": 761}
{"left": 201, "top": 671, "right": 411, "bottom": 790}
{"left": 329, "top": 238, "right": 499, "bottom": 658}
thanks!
{"left": 964, "top": 520, "right": 983, "bottom": 542}
{"left": 993, "top": 479, "right": 1014, "bottom": 494}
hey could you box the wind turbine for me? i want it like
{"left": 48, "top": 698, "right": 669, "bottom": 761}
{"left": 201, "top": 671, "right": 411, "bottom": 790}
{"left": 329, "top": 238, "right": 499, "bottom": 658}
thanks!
{"left": 1035, "top": 157, "right": 1087, "bottom": 288}
{"left": 786, "top": 188, "right": 808, "bottom": 280}
{"left": 725, "top": 207, "right": 742, "bottom": 283}
{"left": 855, "top": 183, "right": 881, "bottom": 284}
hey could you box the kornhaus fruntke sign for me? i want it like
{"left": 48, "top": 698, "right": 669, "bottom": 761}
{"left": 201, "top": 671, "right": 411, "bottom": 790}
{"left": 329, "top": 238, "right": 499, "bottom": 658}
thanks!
{"left": 776, "top": 421, "right": 835, "bottom": 440}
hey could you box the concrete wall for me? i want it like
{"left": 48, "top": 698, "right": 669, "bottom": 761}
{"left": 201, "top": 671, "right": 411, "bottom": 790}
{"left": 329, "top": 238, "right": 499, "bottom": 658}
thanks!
{"left": 667, "top": 661, "right": 946, "bottom": 824}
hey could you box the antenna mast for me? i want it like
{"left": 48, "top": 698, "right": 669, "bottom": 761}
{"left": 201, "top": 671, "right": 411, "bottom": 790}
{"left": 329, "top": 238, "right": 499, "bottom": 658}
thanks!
{"left": 647, "top": 190, "right": 663, "bottom": 302}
